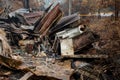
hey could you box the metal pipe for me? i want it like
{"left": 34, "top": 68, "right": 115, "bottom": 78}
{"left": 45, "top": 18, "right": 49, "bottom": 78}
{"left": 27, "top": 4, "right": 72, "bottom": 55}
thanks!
{"left": 56, "top": 25, "right": 86, "bottom": 39}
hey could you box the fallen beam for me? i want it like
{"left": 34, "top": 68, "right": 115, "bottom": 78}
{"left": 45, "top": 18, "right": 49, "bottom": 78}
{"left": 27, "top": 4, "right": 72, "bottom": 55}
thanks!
{"left": 62, "top": 54, "right": 108, "bottom": 59}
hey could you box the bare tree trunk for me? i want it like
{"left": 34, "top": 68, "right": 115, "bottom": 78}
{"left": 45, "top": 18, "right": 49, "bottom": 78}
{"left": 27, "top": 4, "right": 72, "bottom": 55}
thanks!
{"left": 98, "top": 9, "right": 101, "bottom": 19}
{"left": 68, "top": 0, "right": 72, "bottom": 15}
{"left": 115, "top": 0, "right": 119, "bottom": 20}
{"left": 23, "top": 0, "right": 30, "bottom": 9}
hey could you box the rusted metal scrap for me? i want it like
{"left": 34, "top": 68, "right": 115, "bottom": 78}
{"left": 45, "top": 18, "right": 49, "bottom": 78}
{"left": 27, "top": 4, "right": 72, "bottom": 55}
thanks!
{"left": 22, "top": 11, "right": 44, "bottom": 25}
{"left": 23, "top": 11, "right": 44, "bottom": 18}
{"left": 56, "top": 25, "right": 95, "bottom": 56}
{"left": 73, "top": 32, "right": 96, "bottom": 52}
{"left": 56, "top": 25, "right": 85, "bottom": 55}
{"left": 49, "top": 13, "right": 80, "bottom": 35}
{"left": 34, "top": 3, "right": 63, "bottom": 36}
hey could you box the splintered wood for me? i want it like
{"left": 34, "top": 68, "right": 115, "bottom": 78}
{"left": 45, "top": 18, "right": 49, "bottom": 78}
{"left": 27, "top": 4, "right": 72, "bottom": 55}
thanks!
{"left": 0, "top": 29, "right": 12, "bottom": 57}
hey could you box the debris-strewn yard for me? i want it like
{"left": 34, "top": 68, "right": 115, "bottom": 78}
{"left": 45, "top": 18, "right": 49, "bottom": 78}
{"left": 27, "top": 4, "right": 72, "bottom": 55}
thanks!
{"left": 0, "top": 0, "right": 120, "bottom": 80}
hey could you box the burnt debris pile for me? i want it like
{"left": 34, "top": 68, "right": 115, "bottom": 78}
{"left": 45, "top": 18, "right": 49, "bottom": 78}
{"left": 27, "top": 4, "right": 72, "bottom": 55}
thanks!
{"left": 0, "top": 3, "right": 120, "bottom": 80}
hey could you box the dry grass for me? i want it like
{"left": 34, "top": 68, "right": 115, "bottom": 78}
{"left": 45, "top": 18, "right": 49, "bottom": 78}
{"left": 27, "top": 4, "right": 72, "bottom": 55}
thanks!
{"left": 89, "top": 18, "right": 120, "bottom": 40}
{"left": 89, "top": 18, "right": 120, "bottom": 54}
